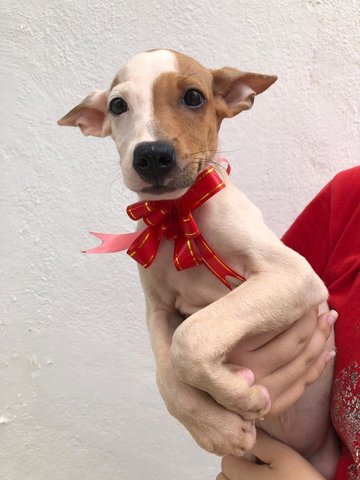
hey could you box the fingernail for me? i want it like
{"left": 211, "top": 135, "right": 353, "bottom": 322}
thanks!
{"left": 324, "top": 350, "right": 336, "bottom": 363}
{"left": 258, "top": 385, "right": 271, "bottom": 410}
{"left": 236, "top": 367, "right": 255, "bottom": 386}
{"left": 326, "top": 310, "right": 338, "bottom": 327}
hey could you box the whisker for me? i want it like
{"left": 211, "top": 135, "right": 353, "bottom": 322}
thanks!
{"left": 185, "top": 148, "right": 243, "bottom": 158}
{"left": 185, "top": 156, "right": 232, "bottom": 180}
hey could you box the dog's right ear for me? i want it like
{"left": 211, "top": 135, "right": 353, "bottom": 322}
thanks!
{"left": 57, "top": 89, "right": 110, "bottom": 137}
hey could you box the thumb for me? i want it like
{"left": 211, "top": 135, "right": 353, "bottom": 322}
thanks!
{"left": 251, "top": 428, "right": 289, "bottom": 464}
{"left": 221, "top": 454, "right": 267, "bottom": 480}
{"left": 251, "top": 430, "right": 325, "bottom": 480}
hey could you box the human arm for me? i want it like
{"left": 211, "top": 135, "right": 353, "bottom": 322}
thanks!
{"left": 216, "top": 429, "right": 326, "bottom": 480}
{"left": 226, "top": 305, "right": 336, "bottom": 417}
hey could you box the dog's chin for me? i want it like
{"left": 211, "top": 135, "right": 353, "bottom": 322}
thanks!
{"left": 138, "top": 185, "right": 190, "bottom": 200}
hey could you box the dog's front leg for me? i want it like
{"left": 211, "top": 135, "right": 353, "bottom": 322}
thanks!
{"left": 170, "top": 259, "right": 328, "bottom": 421}
{"left": 146, "top": 302, "right": 257, "bottom": 456}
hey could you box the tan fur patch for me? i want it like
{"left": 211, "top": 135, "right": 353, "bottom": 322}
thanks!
{"left": 110, "top": 67, "right": 127, "bottom": 91}
{"left": 152, "top": 52, "right": 220, "bottom": 185}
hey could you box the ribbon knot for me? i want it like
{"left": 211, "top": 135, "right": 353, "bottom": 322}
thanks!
{"left": 85, "top": 164, "right": 245, "bottom": 289}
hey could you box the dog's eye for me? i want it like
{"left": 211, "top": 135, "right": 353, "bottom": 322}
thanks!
{"left": 183, "top": 89, "right": 206, "bottom": 108}
{"left": 109, "top": 97, "right": 128, "bottom": 115}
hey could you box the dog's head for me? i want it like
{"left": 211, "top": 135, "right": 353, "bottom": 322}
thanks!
{"left": 58, "top": 50, "right": 276, "bottom": 199}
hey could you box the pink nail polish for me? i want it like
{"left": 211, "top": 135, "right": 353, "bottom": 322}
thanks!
{"left": 324, "top": 350, "right": 336, "bottom": 363}
{"left": 326, "top": 310, "right": 338, "bottom": 327}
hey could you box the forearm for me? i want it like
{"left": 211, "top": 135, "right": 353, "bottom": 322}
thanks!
{"left": 218, "top": 429, "right": 327, "bottom": 480}
{"left": 145, "top": 302, "right": 183, "bottom": 362}
{"left": 179, "top": 266, "right": 327, "bottom": 352}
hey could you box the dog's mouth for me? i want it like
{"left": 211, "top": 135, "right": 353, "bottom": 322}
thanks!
{"left": 136, "top": 159, "right": 211, "bottom": 198}
{"left": 141, "top": 185, "right": 178, "bottom": 195}
{"left": 140, "top": 171, "right": 197, "bottom": 196}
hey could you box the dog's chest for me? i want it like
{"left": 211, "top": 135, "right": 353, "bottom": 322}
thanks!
{"left": 149, "top": 239, "right": 237, "bottom": 315}
{"left": 139, "top": 183, "right": 257, "bottom": 315}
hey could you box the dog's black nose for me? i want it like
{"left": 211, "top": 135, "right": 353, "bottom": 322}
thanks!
{"left": 133, "top": 141, "right": 176, "bottom": 182}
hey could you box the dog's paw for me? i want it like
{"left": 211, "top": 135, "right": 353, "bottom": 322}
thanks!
{"left": 159, "top": 370, "right": 257, "bottom": 456}
{"left": 188, "top": 409, "right": 256, "bottom": 457}
{"left": 171, "top": 331, "right": 271, "bottom": 420}
{"left": 210, "top": 381, "right": 271, "bottom": 421}
{"left": 177, "top": 390, "right": 256, "bottom": 457}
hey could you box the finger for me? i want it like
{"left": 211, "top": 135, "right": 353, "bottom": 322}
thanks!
{"left": 305, "top": 349, "right": 336, "bottom": 385}
{"left": 262, "top": 310, "right": 336, "bottom": 401}
{"left": 251, "top": 430, "right": 325, "bottom": 480}
{"left": 269, "top": 381, "right": 306, "bottom": 417}
{"left": 317, "top": 309, "right": 337, "bottom": 341}
{"left": 222, "top": 454, "right": 267, "bottom": 480}
{"left": 251, "top": 429, "right": 290, "bottom": 463}
{"left": 269, "top": 350, "right": 335, "bottom": 415}
{"left": 233, "top": 328, "right": 282, "bottom": 352}
{"left": 227, "top": 307, "right": 318, "bottom": 377}
{"left": 252, "top": 307, "right": 318, "bottom": 376}
{"left": 264, "top": 313, "right": 336, "bottom": 398}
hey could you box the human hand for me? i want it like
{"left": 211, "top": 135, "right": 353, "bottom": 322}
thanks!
{"left": 167, "top": 306, "right": 335, "bottom": 456}
{"left": 171, "top": 306, "right": 335, "bottom": 422}
{"left": 216, "top": 429, "right": 325, "bottom": 480}
{"left": 225, "top": 307, "right": 336, "bottom": 416}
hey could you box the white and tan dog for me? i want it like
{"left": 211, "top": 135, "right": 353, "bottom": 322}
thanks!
{"left": 58, "top": 50, "right": 336, "bottom": 475}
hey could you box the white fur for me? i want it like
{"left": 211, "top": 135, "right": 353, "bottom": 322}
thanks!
{"left": 109, "top": 50, "right": 177, "bottom": 192}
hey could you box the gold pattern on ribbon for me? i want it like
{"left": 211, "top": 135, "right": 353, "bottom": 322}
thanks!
{"left": 200, "top": 238, "right": 245, "bottom": 281}
{"left": 143, "top": 254, "right": 155, "bottom": 268}
{"left": 127, "top": 207, "right": 137, "bottom": 220}
{"left": 175, "top": 255, "right": 182, "bottom": 270}
{"left": 202, "top": 258, "right": 227, "bottom": 284}
{"left": 129, "top": 232, "right": 150, "bottom": 257}
{"left": 187, "top": 240, "right": 200, "bottom": 265}
{"left": 193, "top": 182, "right": 224, "bottom": 208}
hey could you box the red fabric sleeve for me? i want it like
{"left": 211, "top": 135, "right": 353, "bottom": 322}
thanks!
{"left": 281, "top": 182, "right": 331, "bottom": 279}
{"left": 280, "top": 166, "right": 360, "bottom": 480}
{"left": 282, "top": 166, "right": 360, "bottom": 285}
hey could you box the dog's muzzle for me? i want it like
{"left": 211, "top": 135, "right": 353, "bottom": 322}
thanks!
{"left": 133, "top": 141, "right": 176, "bottom": 183}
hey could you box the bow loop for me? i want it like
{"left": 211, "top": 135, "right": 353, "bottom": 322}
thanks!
{"left": 127, "top": 226, "right": 164, "bottom": 269}
{"left": 174, "top": 237, "right": 202, "bottom": 271}
{"left": 127, "top": 200, "right": 169, "bottom": 221}
{"left": 143, "top": 209, "right": 168, "bottom": 227}
{"left": 179, "top": 212, "right": 200, "bottom": 239}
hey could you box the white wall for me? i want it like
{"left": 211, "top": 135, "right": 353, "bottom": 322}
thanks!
{"left": 1, "top": 1, "right": 359, "bottom": 479}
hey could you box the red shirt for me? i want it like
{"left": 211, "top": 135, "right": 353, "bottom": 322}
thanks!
{"left": 282, "top": 166, "right": 360, "bottom": 480}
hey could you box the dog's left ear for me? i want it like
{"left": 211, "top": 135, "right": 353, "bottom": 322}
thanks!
{"left": 211, "top": 67, "right": 277, "bottom": 118}
{"left": 57, "top": 89, "right": 110, "bottom": 137}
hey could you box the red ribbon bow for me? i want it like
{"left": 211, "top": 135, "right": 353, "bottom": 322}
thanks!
{"left": 85, "top": 164, "right": 245, "bottom": 289}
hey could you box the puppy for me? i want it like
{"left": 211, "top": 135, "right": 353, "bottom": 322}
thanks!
{"left": 58, "top": 50, "right": 336, "bottom": 475}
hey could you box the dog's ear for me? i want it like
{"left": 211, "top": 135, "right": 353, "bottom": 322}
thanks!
{"left": 211, "top": 67, "right": 277, "bottom": 118}
{"left": 57, "top": 89, "right": 110, "bottom": 137}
